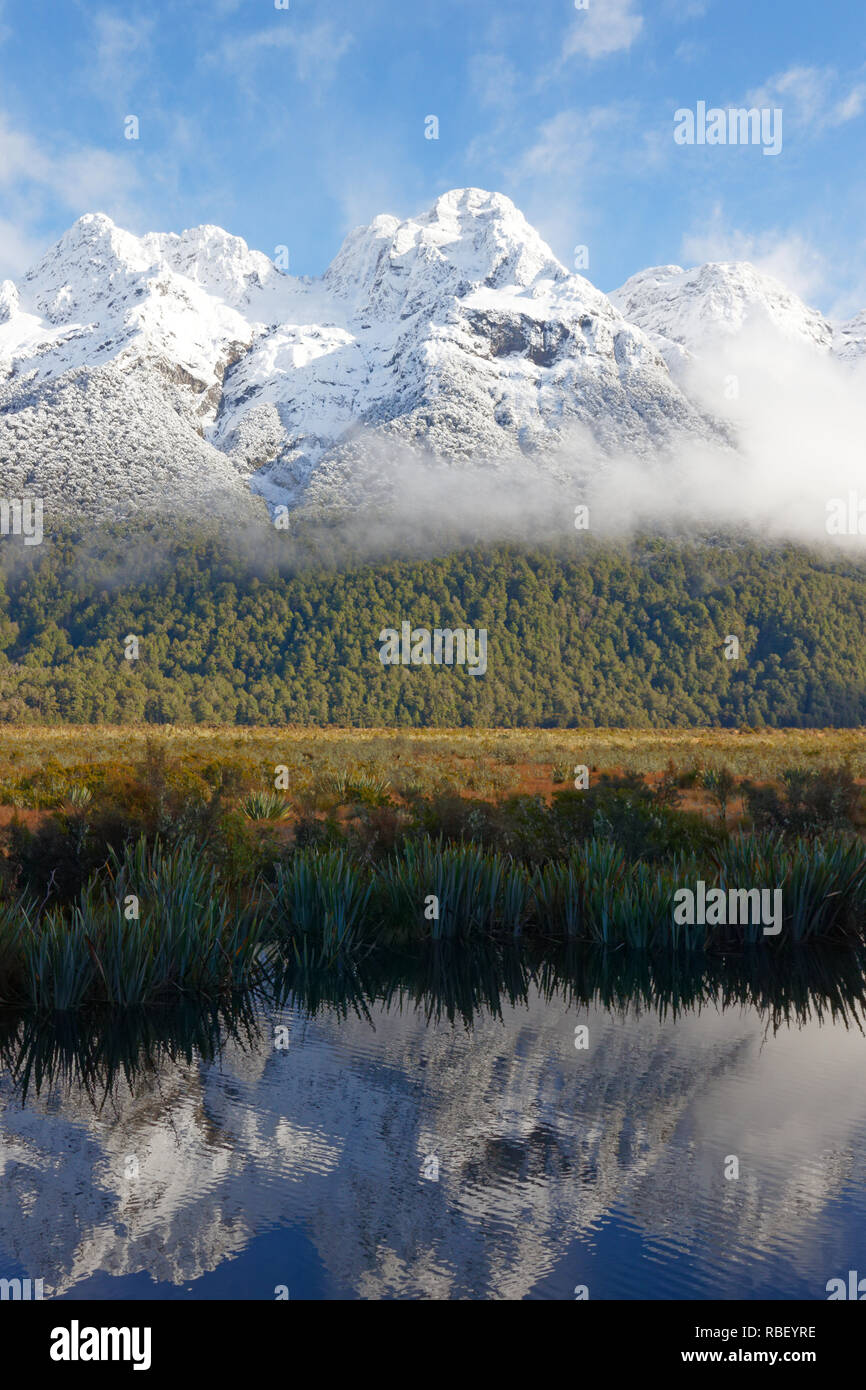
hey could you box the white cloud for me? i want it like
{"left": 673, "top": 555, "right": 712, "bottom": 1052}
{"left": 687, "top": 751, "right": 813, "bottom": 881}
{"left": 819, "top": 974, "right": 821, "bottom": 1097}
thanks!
{"left": 830, "top": 84, "right": 866, "bottom": 126}
{"left": 563, "top": 0, "right": 643, "bottom": 62}
{"left": 0, "top": 217, "right": 44, "bottom": 278}
{"left": 661, "top": 0, "right": 709, "bottom": 18}
{"left": 746, "top": 65, "right": 866, "bottom": 133}
{"left": 0, "top": 112, "right": 143, "bottom": 277}
{"left": 89, "top": 11, "right": 154, "bottom": 100}
{"left": 211, "top": 21, "right": 353, "bottom": 89}
{"left": 469, "top": 53, "right": 520, "bottom": 111}
{"left": 503, "top": 105, "right": 627, "bottom": 267}
{"left": 674, "top": 40, "right": 705, "bottom": 63}
{"left": 747, "top": 66, "right": 829, "bottom": 124}
{"left": 0, "top": 114, "right": 139, "bottom": 213}
{"left": 514, "top": 106, "right": 622, "bottom": 178}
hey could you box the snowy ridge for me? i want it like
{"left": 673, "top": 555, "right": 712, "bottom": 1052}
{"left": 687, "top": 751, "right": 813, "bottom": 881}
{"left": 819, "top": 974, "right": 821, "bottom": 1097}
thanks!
{"left": 0, "top": 189, "right": 861, "bottom": 525}
{"left": 608, "top": 259, "right": 866, "bottom": 379}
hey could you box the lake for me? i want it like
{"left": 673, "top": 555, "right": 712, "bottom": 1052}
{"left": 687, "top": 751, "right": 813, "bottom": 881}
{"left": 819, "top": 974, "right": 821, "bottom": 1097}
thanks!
{"left": 1, "top": 948, "right": 865, "bottom": 1301}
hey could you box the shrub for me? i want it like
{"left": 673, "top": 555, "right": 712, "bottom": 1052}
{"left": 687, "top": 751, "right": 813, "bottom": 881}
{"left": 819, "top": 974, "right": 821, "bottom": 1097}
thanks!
{"left": 743, "top": 764, "right": 861, "bottom": 834}
{"left": 240, "top": 791, "right": 292, "bottom": 821}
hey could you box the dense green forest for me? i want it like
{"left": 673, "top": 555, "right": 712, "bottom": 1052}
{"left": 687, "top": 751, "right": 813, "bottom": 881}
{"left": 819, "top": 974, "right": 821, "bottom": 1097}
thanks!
{"left": 0, "top": 523, "right": 864, "bottom": 726}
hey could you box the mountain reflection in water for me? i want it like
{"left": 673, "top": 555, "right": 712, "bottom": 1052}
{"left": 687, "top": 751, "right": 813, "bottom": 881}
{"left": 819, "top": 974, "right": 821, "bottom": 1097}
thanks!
{"left": 1, "top": 945, "right": 865, "bottom": 1301}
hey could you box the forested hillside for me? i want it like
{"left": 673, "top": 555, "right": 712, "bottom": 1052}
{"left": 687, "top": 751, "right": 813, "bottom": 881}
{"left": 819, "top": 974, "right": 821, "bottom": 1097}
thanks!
{"left": 1, "top": 525, "right": 864, "bottom": 726}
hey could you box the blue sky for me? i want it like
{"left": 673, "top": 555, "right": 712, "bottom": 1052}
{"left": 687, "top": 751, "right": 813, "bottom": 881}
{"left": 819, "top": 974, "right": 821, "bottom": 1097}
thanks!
{"left": 1, "top": 0, "right": 864, "bottom": 314}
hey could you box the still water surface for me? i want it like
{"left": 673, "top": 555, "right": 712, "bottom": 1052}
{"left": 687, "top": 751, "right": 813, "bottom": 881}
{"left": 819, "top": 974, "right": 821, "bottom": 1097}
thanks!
{"left": 1, "top": 950, "right": 865, "bottom": 1300}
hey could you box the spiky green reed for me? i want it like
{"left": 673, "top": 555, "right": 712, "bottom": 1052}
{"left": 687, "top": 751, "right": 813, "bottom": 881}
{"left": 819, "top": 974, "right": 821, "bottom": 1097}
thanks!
{"left": 0, "top": 837, "right": 266, "bottom": 1009}
{"left": 380, "top": 840, "right": 509, "bottom": 939}
{"left": 1, "top": 832, "right": 865, "bottom": 1010}
{"left": 269, "top": 849, "right": 374, "bottom": 963}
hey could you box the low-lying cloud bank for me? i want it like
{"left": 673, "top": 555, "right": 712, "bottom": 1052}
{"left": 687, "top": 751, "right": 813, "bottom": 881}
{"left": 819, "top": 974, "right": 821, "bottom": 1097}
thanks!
{"left": 271, "top": 322, "right": 866, "bottom": 557}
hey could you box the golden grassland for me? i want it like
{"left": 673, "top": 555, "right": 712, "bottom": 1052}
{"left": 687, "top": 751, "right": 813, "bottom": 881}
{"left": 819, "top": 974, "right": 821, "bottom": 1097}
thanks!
{"left": 0, "top": 725, "right": 865, "bottom": 808}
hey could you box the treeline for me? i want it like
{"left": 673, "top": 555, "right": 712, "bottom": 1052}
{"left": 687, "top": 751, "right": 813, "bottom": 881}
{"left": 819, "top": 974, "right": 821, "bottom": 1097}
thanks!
{"left": 1, "top": 522, "right": 866, "bottom": 726}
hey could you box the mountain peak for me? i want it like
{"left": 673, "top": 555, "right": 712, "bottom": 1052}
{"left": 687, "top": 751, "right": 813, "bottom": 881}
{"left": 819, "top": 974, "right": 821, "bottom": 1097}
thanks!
{"left": 611, "top": 259, "right": 833, "bottom": 354}
{"left": 19, "top": 214, "right": 153, "bottom": 325}
{"left": 412, "top": 186, "right": 566, "bottom": 285}
{"left": 75, "top": 210, "right": 118, "bottom": 231}
{"left": 424, "top": 186, "right": 523, "bottom": 224}
{"left": 324, "top": 186, "right": 566, "bottom": 316}
{"left": 51, "top": 211, "right": 147, "bottom": 265}
{"left": 146, "top": 223, "right": 284, "bottom": 306}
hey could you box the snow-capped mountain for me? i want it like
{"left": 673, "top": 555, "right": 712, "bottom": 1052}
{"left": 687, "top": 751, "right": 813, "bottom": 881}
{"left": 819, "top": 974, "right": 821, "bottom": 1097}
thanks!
{"left": 610, "top": 259, "right": 866, "bottom": 373}
{"left": 0, "top": 190, "right": 720, "bottom": 526}
{"left": 213, "top": 190, "right": 738, "bottom": 516}
{"left": 0, "top": 214, "right": 293, "bottom": 524}
{"left": 0, "top": 188, "right": 861, "bottom": 527}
